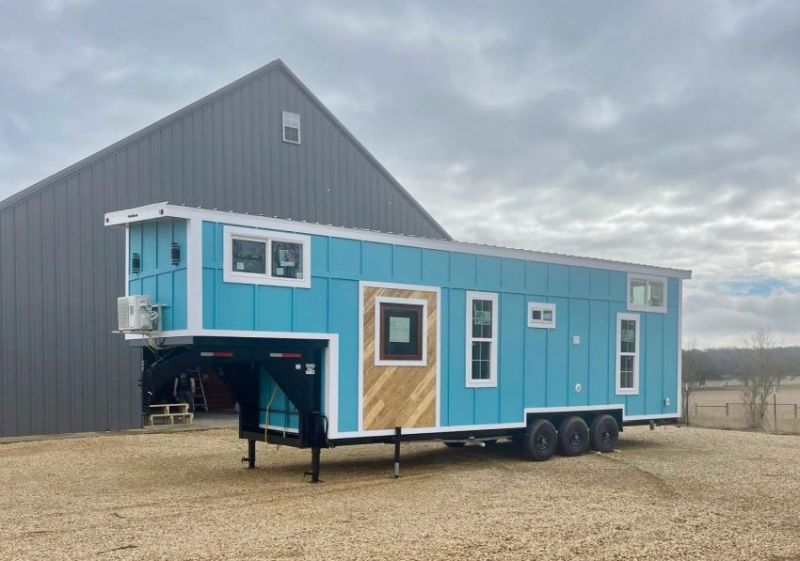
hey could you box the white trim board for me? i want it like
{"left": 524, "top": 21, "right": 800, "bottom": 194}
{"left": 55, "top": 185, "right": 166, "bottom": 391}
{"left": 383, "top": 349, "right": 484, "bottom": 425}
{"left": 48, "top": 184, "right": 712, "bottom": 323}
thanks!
{"left": 328, "top": 405, "right": 678, "bottom": 440}
{"left": 105, "top": 202, "right": 692, "bottom": 279}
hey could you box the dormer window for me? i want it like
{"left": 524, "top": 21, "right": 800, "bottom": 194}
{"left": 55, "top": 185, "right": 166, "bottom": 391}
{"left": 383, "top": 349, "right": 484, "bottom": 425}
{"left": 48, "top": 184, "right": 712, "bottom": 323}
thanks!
{"left": 282, "top": 111, "right": 301, "bottom": 144}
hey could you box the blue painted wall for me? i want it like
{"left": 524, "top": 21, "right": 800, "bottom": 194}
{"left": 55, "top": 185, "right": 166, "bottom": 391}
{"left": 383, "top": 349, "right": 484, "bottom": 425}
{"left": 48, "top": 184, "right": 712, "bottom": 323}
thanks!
{"left": 128, "top": 219, "right": 187, "bottom": 330}
{"left": 194, "top": 221, "right": 682, "bottom": 433}
{"left": 258, "top": 370, "right": 299, "bottom": 431}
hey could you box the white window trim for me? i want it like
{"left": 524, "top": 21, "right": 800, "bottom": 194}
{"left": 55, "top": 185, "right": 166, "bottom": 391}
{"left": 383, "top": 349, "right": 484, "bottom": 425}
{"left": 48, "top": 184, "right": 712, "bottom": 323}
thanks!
{"left": 527, "top": 302, "right": 556, "bottom": 329}
{"left": 627, "top": 273, "right": 667, "bottom": 313}
{"left": 374, "top": 296, "right": 428, "bottom": 367}
{"left": 616, "top": 312, "right": 640, "bottom": 395}
{"left": 282, "top": 111, "right": 301, "bottom": 144}
{"left": 465, "top": 291, "right": 499, "bottom": 388}
{"left": 223, "top": 225, "right": 311, "bottom": 288}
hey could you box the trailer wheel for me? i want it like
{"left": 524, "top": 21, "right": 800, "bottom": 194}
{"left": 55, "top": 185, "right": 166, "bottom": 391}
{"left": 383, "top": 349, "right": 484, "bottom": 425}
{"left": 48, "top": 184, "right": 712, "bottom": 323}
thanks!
{"left": 589, "top": 414, "right": 619, "bottom": 453}
{"left": 523, "top": 419, "right": 558, "bottom": 461}
{"left": 443, "top": 441, "right": 466, "bottom": 448}
{"left": 558, "top": 416, "right": 590, "bottom": 456}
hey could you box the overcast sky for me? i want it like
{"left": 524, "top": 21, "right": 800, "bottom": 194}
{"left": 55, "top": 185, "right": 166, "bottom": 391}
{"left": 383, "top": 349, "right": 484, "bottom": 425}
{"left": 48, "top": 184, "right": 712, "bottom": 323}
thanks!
{"left": 1, "top": 0, "right": 799, "bottom": 348}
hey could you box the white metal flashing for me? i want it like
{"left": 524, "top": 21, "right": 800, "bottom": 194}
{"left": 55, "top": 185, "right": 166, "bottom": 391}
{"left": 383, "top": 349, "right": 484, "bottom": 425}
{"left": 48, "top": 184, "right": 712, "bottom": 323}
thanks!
{"left": 105, "top": 203, "right": 692, "bottom": 279}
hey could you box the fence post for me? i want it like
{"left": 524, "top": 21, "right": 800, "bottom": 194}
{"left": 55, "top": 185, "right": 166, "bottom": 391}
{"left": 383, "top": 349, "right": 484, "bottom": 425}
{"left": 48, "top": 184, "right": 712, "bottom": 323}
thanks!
{"left": 694, "top": 403, "right": 697, "bottom": 417}
{"left": 773, "top": 393, "right": 778, "bottom": 434}
{"left": 795, "top": 404, "right": 798, "bottom": 419}
{"left": 725, "top": 403, "right": 729, "bottom": 416}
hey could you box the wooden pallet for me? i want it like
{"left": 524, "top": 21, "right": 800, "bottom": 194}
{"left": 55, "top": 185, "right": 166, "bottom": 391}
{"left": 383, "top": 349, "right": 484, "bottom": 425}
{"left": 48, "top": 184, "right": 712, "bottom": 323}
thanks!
{"left": 147, "top": 403, "right": 194, "bottom": 426}
{"left": 148, "top": 412, "right": 194, "bottom": 426}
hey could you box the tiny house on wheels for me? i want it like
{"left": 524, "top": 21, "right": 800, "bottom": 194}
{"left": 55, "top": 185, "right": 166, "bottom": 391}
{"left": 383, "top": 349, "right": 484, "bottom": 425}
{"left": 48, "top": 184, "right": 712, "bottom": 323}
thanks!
{"left": 106, "top": 202, "right": 691, "bottom": 481}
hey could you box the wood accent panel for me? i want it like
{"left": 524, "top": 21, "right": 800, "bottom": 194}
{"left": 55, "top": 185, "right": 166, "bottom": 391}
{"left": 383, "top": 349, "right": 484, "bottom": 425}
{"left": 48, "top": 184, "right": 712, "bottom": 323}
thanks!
{"left": 362, "top": 286, "right": 437, "bottom": 430}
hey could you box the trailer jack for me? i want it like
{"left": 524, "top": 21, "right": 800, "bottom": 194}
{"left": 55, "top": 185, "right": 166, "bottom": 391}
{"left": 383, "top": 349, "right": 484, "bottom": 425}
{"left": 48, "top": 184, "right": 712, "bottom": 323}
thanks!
{"left": 304, "top": 447, "right": 322, "bottom": 483}
{"left": 241, "top": 438, "right": 256, "bottom": 469}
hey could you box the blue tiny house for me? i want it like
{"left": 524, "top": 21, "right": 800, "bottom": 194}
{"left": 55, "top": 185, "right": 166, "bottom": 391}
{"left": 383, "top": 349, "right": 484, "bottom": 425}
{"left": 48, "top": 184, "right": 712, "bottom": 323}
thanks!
{"left": 107, "top": 202, "right": 690, "bottom": 477}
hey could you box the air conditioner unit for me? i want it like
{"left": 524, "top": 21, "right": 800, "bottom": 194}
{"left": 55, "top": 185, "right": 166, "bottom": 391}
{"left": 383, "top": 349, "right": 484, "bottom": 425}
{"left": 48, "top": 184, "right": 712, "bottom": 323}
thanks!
{"left": 117, "top": 295, "right": 155, "bottom": 331}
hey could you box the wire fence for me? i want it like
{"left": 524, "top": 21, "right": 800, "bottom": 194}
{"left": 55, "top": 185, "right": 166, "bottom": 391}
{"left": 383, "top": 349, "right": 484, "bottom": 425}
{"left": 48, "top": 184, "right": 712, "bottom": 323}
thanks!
{"left": 690, "top": 396, "right": 800, "bottom": 433}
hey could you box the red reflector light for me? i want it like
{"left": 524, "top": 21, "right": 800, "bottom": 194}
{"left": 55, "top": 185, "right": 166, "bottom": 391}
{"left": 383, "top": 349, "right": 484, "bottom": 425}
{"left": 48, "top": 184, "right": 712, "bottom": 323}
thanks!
{"left": 200, "top": 351, "right": 234, "bottom": 358}
{"left": 269, "top": 352, "right": 302, "bottom": 358}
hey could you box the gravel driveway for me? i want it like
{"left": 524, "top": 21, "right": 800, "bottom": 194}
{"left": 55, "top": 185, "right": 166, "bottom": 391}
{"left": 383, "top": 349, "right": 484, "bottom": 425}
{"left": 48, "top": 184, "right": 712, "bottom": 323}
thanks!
{"left": 0, "top": 426, "right": 798, "bottom": 560}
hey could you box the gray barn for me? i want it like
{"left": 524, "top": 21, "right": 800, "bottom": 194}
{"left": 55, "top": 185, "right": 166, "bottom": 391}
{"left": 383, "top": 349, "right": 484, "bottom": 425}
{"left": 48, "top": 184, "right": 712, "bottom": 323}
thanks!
{"left": 0, "top": 59, "right": 449, "bottom": 438}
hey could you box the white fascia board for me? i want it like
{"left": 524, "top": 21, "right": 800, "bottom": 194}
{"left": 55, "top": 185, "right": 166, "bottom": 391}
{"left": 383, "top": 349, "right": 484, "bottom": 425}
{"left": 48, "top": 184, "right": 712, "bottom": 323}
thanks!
{"left": 105, "top": 203, "right": 693, "bottom": 279}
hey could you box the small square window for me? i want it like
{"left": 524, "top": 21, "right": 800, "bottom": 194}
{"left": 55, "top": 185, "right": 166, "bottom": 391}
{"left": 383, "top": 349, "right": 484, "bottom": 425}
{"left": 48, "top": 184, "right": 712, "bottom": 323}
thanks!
{"left": 380, "top": 303, "right": 423, "bottom": 361}
{"left": 627, "top": 275, "right": 667, "bottom": 312}
{"left": 374, "top": 297, "right": 428, "bottom": 367}
{"left": 528, "top": 302, "right": 556, "bottom": 329}
{"left": 271, "top": 240, "right": 304, "bottom": 280}
{"left": 282, "top": 111, "right": 301, "bottom": 144}
{"left": 232, "top": 238, "right": 266, "bottom": 274}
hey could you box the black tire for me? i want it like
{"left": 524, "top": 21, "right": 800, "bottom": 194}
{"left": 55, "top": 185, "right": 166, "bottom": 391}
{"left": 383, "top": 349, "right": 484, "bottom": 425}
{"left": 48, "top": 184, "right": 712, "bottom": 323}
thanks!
{"left": 443, "top": 441, "right": 466, "bottom": 448}
{"left": 558, "top": 416, "right": 590, "bottom": 456}
{"left": 523, "top": 419, "right": 558, "bottom": 461}
{"left": 590, "top": 414, "right": 619, "bottom": 453}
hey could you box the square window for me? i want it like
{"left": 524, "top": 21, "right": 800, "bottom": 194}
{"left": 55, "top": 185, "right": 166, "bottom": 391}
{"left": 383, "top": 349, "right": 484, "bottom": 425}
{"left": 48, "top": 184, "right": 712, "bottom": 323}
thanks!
{"left": 271, "top": 240, "right": 304, "bottom": 280}
{"left": 628, "top": 275, "right": 667, "bottom": 312}
{"left": 379, "top": 302, "right": 424, "bottom": 362}
{"left": 231, "top": 238, "right": 266, "bottom": 274}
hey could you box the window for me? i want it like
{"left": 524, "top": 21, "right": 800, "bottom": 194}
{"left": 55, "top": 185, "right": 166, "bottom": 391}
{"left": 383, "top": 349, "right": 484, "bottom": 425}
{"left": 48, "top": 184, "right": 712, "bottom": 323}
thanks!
{"left": 282, "top": 111, "right": 301, "bottom": 144}
{"left": 374, "top": 297, "right": 428, "bottom": 366}
{"left": 627, "top": 274, "right": 667, "bottom": 312}
{"left": 616, "top": 313, "right": 640, "bottom": 395}
{"left": 528, "top": 302, "right": 556, "bottom": 328}
{"left": 466, "top": 291, "right": 498, "bottom": 387}
{"left": 223, "top": 226, "right": 310, "bottom": 288}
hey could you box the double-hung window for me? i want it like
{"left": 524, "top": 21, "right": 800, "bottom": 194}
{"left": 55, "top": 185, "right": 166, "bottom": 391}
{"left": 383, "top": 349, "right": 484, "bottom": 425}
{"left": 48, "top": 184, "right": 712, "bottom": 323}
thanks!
{"left": 223, "top": 226, "right": 310, "bottom": 288}
{"left": 466, "top": 291, "right": 498, "bottom": 388}
{"left": 627, "top": 274, "right": 667, "bottom": 313}
{"left": 616, "top": 313, "right": 640, "bottom": 395}
{"left": 282, "top": 111, "right": 301, "bottom": 144}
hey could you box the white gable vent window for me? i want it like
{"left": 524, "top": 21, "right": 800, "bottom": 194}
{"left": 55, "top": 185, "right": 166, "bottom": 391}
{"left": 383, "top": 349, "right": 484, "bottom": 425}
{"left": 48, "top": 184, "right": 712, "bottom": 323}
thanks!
{"left": 627, "top": 274, "right": 667, "bottom": 313}
{"left": 282, "top": 111, "right": 301, "bottom": 144}
{"left": 528, "top": 302, "right": 556, "bottom": 329}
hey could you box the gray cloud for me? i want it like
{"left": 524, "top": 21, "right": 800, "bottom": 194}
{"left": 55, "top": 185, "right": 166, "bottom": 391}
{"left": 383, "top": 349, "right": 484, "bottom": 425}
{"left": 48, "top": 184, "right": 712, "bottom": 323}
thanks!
{"left": 1, "top": 0, "right": 799, "bottom": 347}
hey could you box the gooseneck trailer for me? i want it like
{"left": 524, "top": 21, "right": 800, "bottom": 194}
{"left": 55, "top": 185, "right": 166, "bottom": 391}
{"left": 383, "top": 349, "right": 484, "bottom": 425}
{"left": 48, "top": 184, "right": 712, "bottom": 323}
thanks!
{"left": 106, "top": 202, "right": 690, "bottom": 480}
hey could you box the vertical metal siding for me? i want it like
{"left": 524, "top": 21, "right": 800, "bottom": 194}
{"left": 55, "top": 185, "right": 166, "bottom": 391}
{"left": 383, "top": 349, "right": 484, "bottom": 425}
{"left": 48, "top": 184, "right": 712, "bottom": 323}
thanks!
{"left": 0, "top": 63, "right": 447, "bottom": 437}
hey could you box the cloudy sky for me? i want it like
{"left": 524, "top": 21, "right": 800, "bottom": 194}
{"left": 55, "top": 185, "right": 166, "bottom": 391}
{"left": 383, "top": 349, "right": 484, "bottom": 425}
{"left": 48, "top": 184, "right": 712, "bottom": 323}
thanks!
{"left": 1, "top": 0, "right": 799, "bottom": 348}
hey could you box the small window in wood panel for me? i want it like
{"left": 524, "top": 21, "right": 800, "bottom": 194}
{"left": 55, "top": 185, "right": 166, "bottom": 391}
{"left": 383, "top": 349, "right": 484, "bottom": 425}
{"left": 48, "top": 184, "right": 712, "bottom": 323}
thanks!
{"left": 379, "top": 302, "right": 424, "bottom": 362}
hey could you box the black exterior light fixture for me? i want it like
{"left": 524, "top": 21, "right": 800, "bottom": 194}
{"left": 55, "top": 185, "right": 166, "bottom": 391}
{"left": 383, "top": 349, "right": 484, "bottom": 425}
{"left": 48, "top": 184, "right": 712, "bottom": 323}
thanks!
{"left": 171, "top": 242, "right": 181, "bottom": 266}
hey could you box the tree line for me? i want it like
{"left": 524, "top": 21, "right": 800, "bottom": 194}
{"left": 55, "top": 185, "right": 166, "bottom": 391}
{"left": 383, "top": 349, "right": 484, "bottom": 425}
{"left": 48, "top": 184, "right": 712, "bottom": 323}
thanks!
{"left": 682, "top": 329, "right": 798, "bottom": 429}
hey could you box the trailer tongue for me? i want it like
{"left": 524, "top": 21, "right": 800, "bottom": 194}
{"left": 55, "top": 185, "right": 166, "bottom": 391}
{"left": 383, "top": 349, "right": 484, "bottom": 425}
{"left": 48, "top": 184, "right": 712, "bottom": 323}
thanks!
{"left": 143, "top": 338, "right": 328, "bottom": 482}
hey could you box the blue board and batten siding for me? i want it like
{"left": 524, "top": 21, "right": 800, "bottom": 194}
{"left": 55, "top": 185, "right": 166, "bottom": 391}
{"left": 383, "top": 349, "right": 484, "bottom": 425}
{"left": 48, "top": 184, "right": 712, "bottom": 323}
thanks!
{"left": 174, "top": 220, "right": 682, "bottom": 434}
{"left": 127, "top": 220, "right": 188, "bottom": 331}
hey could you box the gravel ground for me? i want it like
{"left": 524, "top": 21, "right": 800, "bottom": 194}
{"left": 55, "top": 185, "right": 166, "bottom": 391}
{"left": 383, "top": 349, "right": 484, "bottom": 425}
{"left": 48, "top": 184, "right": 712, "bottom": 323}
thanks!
{"left": 0, "top": 426, "right": 798, "bottom": 561}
